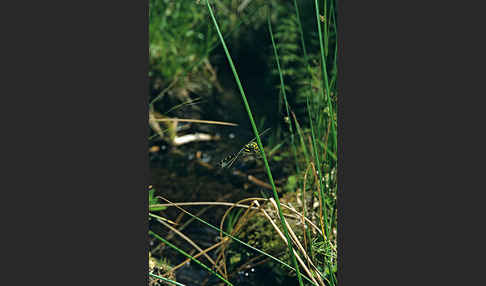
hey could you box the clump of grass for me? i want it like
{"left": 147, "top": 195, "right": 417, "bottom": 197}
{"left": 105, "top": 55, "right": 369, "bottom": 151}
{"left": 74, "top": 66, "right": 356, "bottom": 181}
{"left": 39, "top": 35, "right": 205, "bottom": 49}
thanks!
{"left": 266, "top": 0, "right": 338, "bottom": 284}
{"left": 148, "top": 0, "right": 339, "bottom": 285}
{"left": 205, "top": 0, "right": 306, "bottom": 285}
{"left": 150, "top": 197, "right": 320, "bottom": 285}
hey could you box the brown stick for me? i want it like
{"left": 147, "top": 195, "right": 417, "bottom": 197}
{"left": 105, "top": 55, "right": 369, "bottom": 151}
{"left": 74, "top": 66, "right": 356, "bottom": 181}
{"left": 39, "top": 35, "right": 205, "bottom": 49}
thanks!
{"left": 155, "top": 118, "right": 238, "bottom": 126}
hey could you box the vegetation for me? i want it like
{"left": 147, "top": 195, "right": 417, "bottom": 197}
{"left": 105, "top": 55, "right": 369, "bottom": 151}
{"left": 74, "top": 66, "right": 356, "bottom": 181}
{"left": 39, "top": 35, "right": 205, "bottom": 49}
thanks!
{"left": 148, "top": 0, "right": 338, "bottom": 285}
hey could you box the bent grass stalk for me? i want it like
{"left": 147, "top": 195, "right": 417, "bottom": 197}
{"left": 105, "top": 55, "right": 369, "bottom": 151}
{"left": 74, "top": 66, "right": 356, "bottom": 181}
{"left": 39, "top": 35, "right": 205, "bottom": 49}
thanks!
{"left": 152, "top": 198, "right": 318, "bottom": 286}
{"left": 291, "top": 0, "right": 338, "bottom": 283}
{"left": 151, "top": 199, "right": 323, "bottom": 236}
{"left": 268, "top": 10, "right": 319, "bottom": 277}
{"left": 167, "top": 240, "right": 227, "bottom": 276}
{"left": 152, "top": 214, "right": 217, "bottom": 266}
{"left": 217, "top": 200, "right": 258, "bottom": 279}
{"left": 205, "top": 1, "right": 305, "bottom": 286}
{"left": 255, "top": 199, "right": 322, "bottom": 286}
{"left": 149, "top": 230, "right": 234, "bottom": 286}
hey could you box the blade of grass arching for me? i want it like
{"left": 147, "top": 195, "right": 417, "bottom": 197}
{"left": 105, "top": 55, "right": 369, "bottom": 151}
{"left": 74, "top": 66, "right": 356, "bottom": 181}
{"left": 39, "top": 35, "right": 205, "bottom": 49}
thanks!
{"left": 313, "top": 0, "right": 337, "bottom": 150}
{"left": 166, "top": 240, "right": 226, "bottom": 277}
{"left": 218, "top": 200, "right": 260, "bottom": 279}
{"left": 149, "top": 272, "right": 186, "bottom": 286}
{"left": 205, "top": 2, "right": 304, "bottom": 286}
{"left": 149, "top": 231, "right": 234, "bottom": 286}
{"left": 151, "top": 200, "right": 324, "bottom": 236}
{"left": 151, "top": 199, "right": 318, "bottom": 286}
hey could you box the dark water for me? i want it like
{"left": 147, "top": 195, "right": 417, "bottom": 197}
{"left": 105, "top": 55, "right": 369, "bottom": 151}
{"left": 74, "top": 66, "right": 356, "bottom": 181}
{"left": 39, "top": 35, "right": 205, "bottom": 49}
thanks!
{"left": 149, "top": 34, "right": 295, "bottom": 284}
{"left": 148, "top": 125, "right": 298, "bottom": 285}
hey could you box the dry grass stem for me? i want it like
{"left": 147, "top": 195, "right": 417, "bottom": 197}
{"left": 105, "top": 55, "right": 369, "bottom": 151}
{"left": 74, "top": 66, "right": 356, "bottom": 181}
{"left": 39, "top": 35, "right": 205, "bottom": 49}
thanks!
{"left": 155, "top": 118, "right": 238, "bottom": 126}
{"left": 157, "top": 219, "right": 217, "bottom": 267}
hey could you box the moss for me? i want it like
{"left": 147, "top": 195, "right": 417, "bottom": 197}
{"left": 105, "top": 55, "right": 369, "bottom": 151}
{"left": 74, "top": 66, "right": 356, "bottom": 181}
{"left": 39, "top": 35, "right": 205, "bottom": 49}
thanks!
{"left": 149, "top": 254, "right": 176, "bottom": 286}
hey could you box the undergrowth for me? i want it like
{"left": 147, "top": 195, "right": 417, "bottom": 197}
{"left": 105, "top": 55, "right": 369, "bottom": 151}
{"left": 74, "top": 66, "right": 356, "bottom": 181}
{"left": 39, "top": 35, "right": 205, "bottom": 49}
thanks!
{"left": 149, "top": 0, "right": 339, "bottom": 285}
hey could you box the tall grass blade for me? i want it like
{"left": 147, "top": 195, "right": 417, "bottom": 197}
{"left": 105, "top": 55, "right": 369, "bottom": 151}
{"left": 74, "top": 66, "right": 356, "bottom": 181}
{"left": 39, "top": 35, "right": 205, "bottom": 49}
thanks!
{"left": 205, "top": 1, "right": 305, "bottom": 285}
{"left": 313, "top": 0, "right": 337, "bottom": 149}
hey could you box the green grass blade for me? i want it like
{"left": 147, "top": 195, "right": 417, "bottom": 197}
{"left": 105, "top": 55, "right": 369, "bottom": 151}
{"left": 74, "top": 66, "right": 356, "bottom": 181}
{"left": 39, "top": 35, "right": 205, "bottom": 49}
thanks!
{"left": 149, "top": 209, "right": 317, "bottom": 286}
{"left": 306, "top": 96, "right": 329, "bottom": 238}
{"left": 149, "top": 230, "right": 234, "bottom": 286}
{"left": 267, "top": 7, "right": 300, "bottom": 173}
{"left": 149, "top": 272, "right": 186, "bottom": 286}
{"left": 205, "top": 1, "right": 304, "bottom": 285}
{"left": 268, "top": 8, "right": 316, "bottom": 262}
{"left": 313, "top": 0, "right": 337, "bottom": 149}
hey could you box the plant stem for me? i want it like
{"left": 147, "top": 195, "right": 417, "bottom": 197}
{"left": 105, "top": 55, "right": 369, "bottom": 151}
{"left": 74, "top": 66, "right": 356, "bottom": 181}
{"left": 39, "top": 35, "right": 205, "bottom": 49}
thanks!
{"left": 205, "top": 1, "right": 304, "bottom": 285}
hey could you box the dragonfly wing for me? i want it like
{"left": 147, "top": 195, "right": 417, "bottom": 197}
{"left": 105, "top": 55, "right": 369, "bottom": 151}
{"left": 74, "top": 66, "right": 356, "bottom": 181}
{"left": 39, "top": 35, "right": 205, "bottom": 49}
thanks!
{"left": 249, "top": 128, "right": 271, "bottom": 143}
{"left": 227, "top": 148, "right": 244, "bottom": 168}
{"left": 220, "top": 148, "right": 243, "bottom": 168}
{"left": 219, "top": 128, "right": 271, "bottom": 169}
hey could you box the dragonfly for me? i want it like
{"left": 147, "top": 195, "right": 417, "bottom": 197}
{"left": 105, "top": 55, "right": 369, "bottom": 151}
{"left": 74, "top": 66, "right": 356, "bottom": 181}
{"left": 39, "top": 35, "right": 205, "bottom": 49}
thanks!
{"left": 219, "top": 128, "right": 271, "bottom": 168}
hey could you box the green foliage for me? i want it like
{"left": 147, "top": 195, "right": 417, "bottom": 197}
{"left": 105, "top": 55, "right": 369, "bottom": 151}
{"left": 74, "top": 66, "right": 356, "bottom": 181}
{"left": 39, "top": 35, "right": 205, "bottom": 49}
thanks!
{"left": 225, "top": 211, "right": 289, "bottom": 278}
{"left": 149, "top": 0, "right": 216, "bottom": 106}
{"left": 226, "top": 208, "right": 244, "bottom": 233}
{"left": 149, "top": 0, "right": 274, "bottom": 107}
{"left": 236, "top": 214, "right": 286, "bottom": 253}
{"left": 267, "top": 1, "right": 339, "bottom": 135}
{"left": 284, "top": 174, "right": 298, "bottom": 192}
{"left": 148, "top": 0, "right": 339, "bottom": 285}
{"left": 149, "top": 254, "right": 177, "bottom": 286}
{"left": 267, "top": 1, "right": 339, "bottom": 284}
{"left": 149, "top": 0, "right": 208, "bottom": 79}
{"left": 206, "top": 1, "right": 306, "bottom": 284}
{"left": 312, "top": 238, "right": 337, "bottom": 271}
{"left": 268, "top": 3, "right": 304, "bottom": 98}
{"left": 149, "top": 188, "right": 166, "bottom": 211}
